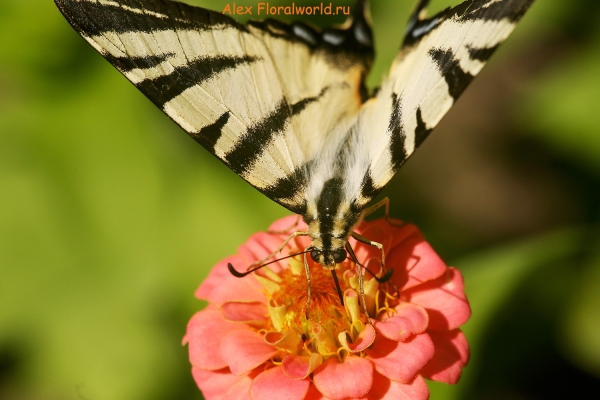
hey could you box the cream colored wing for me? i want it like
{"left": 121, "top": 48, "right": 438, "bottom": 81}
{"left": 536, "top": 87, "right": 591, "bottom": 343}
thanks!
{"left": 54, "top": 0, "right": 374, "bottom": 214}
{"left": 346, "top": 0, "right": 534, "bottom": 206}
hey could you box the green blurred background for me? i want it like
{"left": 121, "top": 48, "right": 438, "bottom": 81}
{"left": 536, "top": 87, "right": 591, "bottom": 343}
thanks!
{"left": 1, "top": 0, "right": 599, "bottom": 399}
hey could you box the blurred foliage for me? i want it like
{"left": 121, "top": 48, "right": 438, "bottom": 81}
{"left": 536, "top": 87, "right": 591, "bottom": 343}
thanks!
{"left": 522, "top": 30, "right": 600, "bottom": 174}
{"left": 1, "top": 0, "right": 600, "bottom": 399}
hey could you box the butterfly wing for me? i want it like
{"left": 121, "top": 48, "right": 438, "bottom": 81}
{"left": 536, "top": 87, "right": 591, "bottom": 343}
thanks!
{"left": 55, "top": 0, "right": 535, "bottom": 218}
{"left": 54, "top": 0, "right": 373, "bottom": 214}
{"left": 348, "top": 0, "right": 534, "bottom": 205}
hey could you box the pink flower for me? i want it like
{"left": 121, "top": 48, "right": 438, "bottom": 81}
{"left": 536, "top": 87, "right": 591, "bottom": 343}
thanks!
{"left": 184, "top": 216, "right": 471, "bottom": 399}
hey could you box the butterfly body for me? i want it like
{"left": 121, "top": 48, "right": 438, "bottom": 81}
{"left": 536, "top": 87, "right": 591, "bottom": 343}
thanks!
{"left": 304, "top": 175, "right": 363, "bottom": 267}
{"left": 55, "top": 0, "right": 534, "bottom": 270}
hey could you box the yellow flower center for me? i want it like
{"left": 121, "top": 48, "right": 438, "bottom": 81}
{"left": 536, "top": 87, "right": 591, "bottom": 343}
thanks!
{"left": 258, "top": 250, "right": 386, "bottom": 360}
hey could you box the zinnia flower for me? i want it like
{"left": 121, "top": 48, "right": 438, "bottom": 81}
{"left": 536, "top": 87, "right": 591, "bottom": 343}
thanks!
{"left": 184, "top": 216, "right": 470, "bottom": 399}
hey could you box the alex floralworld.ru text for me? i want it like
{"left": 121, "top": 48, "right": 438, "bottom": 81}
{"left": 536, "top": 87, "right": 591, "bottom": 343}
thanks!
{"left": 222, "top": 2, "right": 351, "bottom": 16}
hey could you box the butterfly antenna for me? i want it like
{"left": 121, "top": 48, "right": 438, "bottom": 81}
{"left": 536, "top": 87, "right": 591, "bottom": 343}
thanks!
{"left": 375, "top": 268, "right": 394, "bottom": 283}
{"left": 344, "top": 246, "right": 397, "bottom": 298}
{"left": 227, "top": 250, "right": 310, "bottom": 278}
{"left": 344, "top": 252, "right": 393, "bottom": 284}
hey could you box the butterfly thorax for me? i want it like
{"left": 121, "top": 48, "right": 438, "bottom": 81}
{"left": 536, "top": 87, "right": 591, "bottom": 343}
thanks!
{"left": 303, "top": 177, "right": 363, "bottom": 268}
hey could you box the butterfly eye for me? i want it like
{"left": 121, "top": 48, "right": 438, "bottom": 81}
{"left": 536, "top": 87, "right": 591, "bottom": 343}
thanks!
{"left": 310, "top": 249, "right": 321, "bottom": 263}
{"left": 332, "top": 248, "right": 347, "bottom": 264}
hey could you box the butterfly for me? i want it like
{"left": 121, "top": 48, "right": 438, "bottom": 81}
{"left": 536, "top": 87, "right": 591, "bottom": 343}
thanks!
{"left": 54, "top": 0, "right": 533, "bottom": 287}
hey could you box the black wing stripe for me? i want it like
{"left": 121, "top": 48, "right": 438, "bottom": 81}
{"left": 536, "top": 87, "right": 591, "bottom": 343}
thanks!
{"left": 359, "top": 172, "right": 378, "bottom": 200}
{"left": 428, "top": 48, "right": 474, "bottom": 100}
{"left": 225, "top": 99, "right": 291, "bottom": 175}
{"left": 227, "top": 89, "right": 331, "bottom": 175}
{"left": 104, "top": 52, "right": 175, "bottom": 72}
{"left": 415, "top": 107, "right": 433, "bottom": 148}
{"left": 191, "top": 111, "right": 231, "bottom": 153}
{"left": 259, "top": 167, "right": 308, "bottom": 215}
{"left": 55, "top": 0, "right": 244, "bottom": 36}
{"left": 388, "top": 93, "right": 408, "bottom": 171}
{"left": 136, "top": 55, "right": 259, "bottom": 109}
{"left": 467, "top": 44, "right": 500, "bottom": 62}
{"left": 403, "top": 0, "right": 533, "bottom": 48}
{"left": 291, "top": 86, "right": 333, "bottom": 115}
{"left": 457, "top": 0, "right": 535, "bottom": 22}
{"left": 192, "top": 108, "right": 310, "bottom": 216}
{"left": 354, "top": 171, "right": 380, "bottom": 214}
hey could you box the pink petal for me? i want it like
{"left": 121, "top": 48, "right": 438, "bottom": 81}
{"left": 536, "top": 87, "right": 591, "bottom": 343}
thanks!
{"left": 265, "top": 216, "right": 311, "bottom": 251}
{"left": 238, "top": 232, "right": 292, "bottom": 273}
{"left": 375, "top": 303, "right": 429, "bottom": 341}
{"left": 195, "top": 255, "right": 265, "bottom": 304}
{"left": 191, "top": 367, "right": 251, "bottom": 400}
{"left": 250, "top": 366, "right": 310, "bottom": 400}
{"left": 339, "top": 324, "right": 376, "bottom": 352}
{"left": 355, "top": 218, "right": 414, "bottom": 246}
{"left": 267, "top": 215, "right": 307, "bottom": 232}
{"left": 351, "top": 219, "right": 399, "bottom": 261}
{"left": 282, "top": 353, "right": 323, "bottom": 379}
{"left": 403, "top": 268, "right": 471, "bottom": 330}
{"left": 186, "top": 309, "right": 247, "bottom": 370}
{"left": 220, "top": 330, "right": 278, "bottom": 376}
{"left": 388, "top": 238, "right": 448, "bottom": 291}
{"left": 224, "top": 377, "right": 254, "bottom": 400}
{"left": 313, "top": 357, "right": 373, "bottom": 400}
{"left": 364, "top": 372, "right": 430, "bottom": 400}
{"left": 221, "top": 301, "right": 268, "bottom": 324}
{"left": 420, "top": 329, "right": 469, "bottom": 384}
{"left": 351, "top": 220, "right": 447, "bottom": 293}
{"left": 304, "top": 385, "right": 326, "bottom": 400}
{"left": 366, "top": 333, "right": 434, "bottom": 383}
{"left": 385, "top": 222, "right": 421, "bottom": 249}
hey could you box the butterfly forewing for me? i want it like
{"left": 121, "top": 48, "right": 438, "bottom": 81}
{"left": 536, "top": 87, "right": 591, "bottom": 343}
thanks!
{"left": 352, "top": 0, "right": 534, "bottom": 202}
{"left": 54, "top": 0, "right": 377, "bottom": 216}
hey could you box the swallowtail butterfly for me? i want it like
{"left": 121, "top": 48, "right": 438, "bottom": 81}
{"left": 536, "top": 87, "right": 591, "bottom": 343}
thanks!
{"left": 55, "top": 0, "right": 533, "bottom": 287}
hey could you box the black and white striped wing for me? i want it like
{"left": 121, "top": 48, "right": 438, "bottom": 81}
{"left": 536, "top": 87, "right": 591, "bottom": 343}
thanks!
{"left": 54, "top": 0, "right": 372, "bottom": 214}
{"left": 354, "top": 0, "right": 534, "bottom": 196}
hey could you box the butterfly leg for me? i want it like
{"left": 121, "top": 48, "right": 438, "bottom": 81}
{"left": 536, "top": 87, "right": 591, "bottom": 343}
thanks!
{"left": 362, "top": 197, "right": 405, "bottom": 228}
{"left": 349, "top": 232, "right": 399, "bottom": 302}
{"left": 302, "top": 247, "right": 312, "bottom": 319}
{"left": 246, "top": 230, "right": 310, "bottom": 270}
{"left": 351, "top": 232, "right": 386, "bottom": 269}
{"left": 345, "top": 242, "right": 372, "bottom": 325}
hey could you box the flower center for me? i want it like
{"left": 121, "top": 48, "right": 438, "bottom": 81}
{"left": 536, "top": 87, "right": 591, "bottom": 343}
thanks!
{"left": 260, "top": 250, "right": 386, "bottom": 360}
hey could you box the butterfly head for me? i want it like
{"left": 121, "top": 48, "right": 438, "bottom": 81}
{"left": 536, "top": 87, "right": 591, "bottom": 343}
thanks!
{"left": 305, "top": 210, "right": 351, "bottom": 268}
{"left": 309, "top": 246, "right": 347, "bottom": 268}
